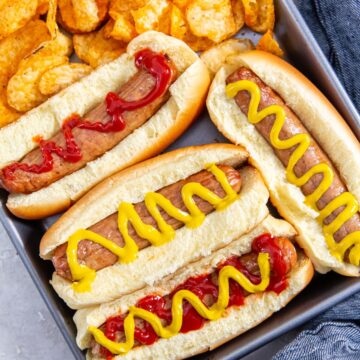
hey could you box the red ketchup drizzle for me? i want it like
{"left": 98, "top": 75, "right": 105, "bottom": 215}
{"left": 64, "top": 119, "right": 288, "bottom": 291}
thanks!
{"left": 170, "top": 273, "right": 218, "bottom": 333}
{"left": 3, "top": 49, "right": 172, "bottom": 180}
{"left": 217, "top": 255, "right": 247, "bottom": 307}
{"left": 100, "top": 234, "right": 288, "bottom": 356}
{"left": 252, "top": 233, "right": 288, "bottom": 293}
{"left": 219, "top": 234, "right": 288, "bottom": 294}
{"left": 101, "top": 316, "right": 123, "bottom": 359}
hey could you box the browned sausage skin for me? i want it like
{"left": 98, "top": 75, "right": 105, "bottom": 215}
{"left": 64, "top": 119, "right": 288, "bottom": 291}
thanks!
{"left": 226, "top": 67, "right": 360, "bottom": 250}
{"left": 0, "top": 59, "right": 178, "bottom": 194}
{"left": 52, "top": 165, "right": 242, "bottom": 280}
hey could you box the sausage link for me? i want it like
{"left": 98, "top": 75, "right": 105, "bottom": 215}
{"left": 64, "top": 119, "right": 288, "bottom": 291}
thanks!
{"left": 0, "top": 60, "right": 178, "bottom": 194}
{"left": 53, "top": 165, "right": 242, "bottom": 280}
{"left": 238, "top": 237, "right": 297, "bottom": 276}
{"left": 227, "top": 67, "right": 360, "bottom": 246}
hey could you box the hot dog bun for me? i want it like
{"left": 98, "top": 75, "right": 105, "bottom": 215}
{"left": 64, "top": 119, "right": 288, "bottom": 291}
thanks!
{"left": 2, "top": 31, "right": 210, "bottom": 219}
{"left": 41, "top": 144, "right": 270, "bottom": 309}
{"left": 74, "top": 215, "right": 313, "bottom": 359}
{"left": 206, "top": 50, "right": 360, "bottom": 276}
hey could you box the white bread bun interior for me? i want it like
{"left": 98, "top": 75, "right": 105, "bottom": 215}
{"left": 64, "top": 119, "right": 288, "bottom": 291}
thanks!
{"left": 74, "top": 215, "right": 313, "bottom": 359}
{"left": 200, "top": 38, "right": 254, "bottom": 79}
{"left": 3, "top": 31, "right": 210, "bottom": 219}
{"left": 41, "top": 144, "right": 270, "bottom": 309}
{"left": 206, "top": 50, "right": 360, "bottom": 276}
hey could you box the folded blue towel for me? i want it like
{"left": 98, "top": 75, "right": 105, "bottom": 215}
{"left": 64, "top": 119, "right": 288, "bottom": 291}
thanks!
{"left": 274, "top": 322, "right": 360, "bottom": 360}
{"left": 274, "top": 292, "right": 360, "bottom": 359}
{"left": 293, "top": 0, "right": 360, "bottom": 109}
{"left": 274, "top": 1, "right": 360, "bottom": 358}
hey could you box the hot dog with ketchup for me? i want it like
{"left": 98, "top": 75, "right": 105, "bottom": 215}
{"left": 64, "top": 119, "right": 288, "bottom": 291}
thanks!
{"left": 40, "top": 144, "right": 270, "bottom": 309}
{"left": 207, "top": 50, "right": 360, "bottom": 276}
{"left": 74, "top": 215, "right": 313, "bottom": 359}
{"left": 0, "top": 31, "right": 210, "bottom": 219}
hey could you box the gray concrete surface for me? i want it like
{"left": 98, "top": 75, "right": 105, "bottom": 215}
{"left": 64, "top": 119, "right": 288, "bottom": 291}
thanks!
{"left": 0, "top": 222, "right": 73, "bottom": 360}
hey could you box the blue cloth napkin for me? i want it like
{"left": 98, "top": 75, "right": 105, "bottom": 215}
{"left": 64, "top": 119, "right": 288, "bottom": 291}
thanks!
{"left": 273, "top": 293, "right": 360, "bottom": 359}
{"left": 274, "top": 1, "right": 360, "bottom": 358}
{"left": 293, "top": 0, "right": 360, "bottom": 109}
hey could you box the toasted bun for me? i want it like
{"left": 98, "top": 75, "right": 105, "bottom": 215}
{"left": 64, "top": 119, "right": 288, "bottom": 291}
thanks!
{"left": 74, "top": 215, "right": 313, "bottom": 359}
{"left": 41, "top": 144, "right": 270, "bottom": 309}
{"left": 3, "top": 31, "right": 210, "bottom": 219}
{"left": 207, "top": 50, "right": 360, "bottom": 277}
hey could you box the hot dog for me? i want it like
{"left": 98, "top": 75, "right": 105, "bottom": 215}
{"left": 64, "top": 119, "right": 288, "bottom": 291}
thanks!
{"left": 74, "top": 215, "right": 313, "bottom": 359}
{"left": 227, "top": 67, "right": 360, "bottom": 244}
{"left": 40, "top": 144, "right": 270, "bottom": 309}
{"left": 52, "top": 165, "right": 242, "bottom": 280}
{"left": 0, "top": 31, "right": 210, "bottom": 219}
{"left": 206, "top": 50, "right": 360, "bottom": 276}
{"left": 1, "top": 61, "right": 178, "bottom": 194}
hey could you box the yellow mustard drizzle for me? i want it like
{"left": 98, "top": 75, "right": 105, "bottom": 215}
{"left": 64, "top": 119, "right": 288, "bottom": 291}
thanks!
{"left": 88, "top": 252, "right": 270, "bottom": 355}
{"left": 226, "top": 80, "right": 360, "bottom": 266}
{"left": 66, "top": 164, "right": 239, "bottom": 292}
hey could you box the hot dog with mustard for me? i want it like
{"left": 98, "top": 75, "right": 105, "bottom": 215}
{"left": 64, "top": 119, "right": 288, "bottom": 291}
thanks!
{"left": 207, "top": 50, "right": 360, "bottom": 276}
{"left": 40, "top": 144, "right": 270, "bottom": 309}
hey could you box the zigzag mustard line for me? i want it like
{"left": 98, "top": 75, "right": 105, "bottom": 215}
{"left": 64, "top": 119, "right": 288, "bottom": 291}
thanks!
{"left": 88, "top": 252, "right": 270, "bottom": 355}
{"left": 226, "top": 80, "right": 360, "bottom": 266}
{"left": 66, "top": 164, "right": 239, "bottom": 292}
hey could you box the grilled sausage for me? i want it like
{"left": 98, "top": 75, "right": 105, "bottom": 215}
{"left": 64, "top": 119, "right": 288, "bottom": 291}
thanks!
{"left": 226, "top": 67, "right": 360, "bottom": 244}
{"left": 0, "top": 60, "right": 178, "bottom": 194}
{"left": 53, "top": 165, "right": 242, "bottom": 280}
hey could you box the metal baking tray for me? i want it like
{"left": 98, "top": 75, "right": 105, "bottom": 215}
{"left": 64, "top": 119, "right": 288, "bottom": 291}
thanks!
{"left": 1, "top": 1, "right": 359, "bottom": 359}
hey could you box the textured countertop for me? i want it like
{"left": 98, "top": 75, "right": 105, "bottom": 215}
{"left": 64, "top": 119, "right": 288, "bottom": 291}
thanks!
{"left": 0, "top": 222, "right": 73, "bottom": 359}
